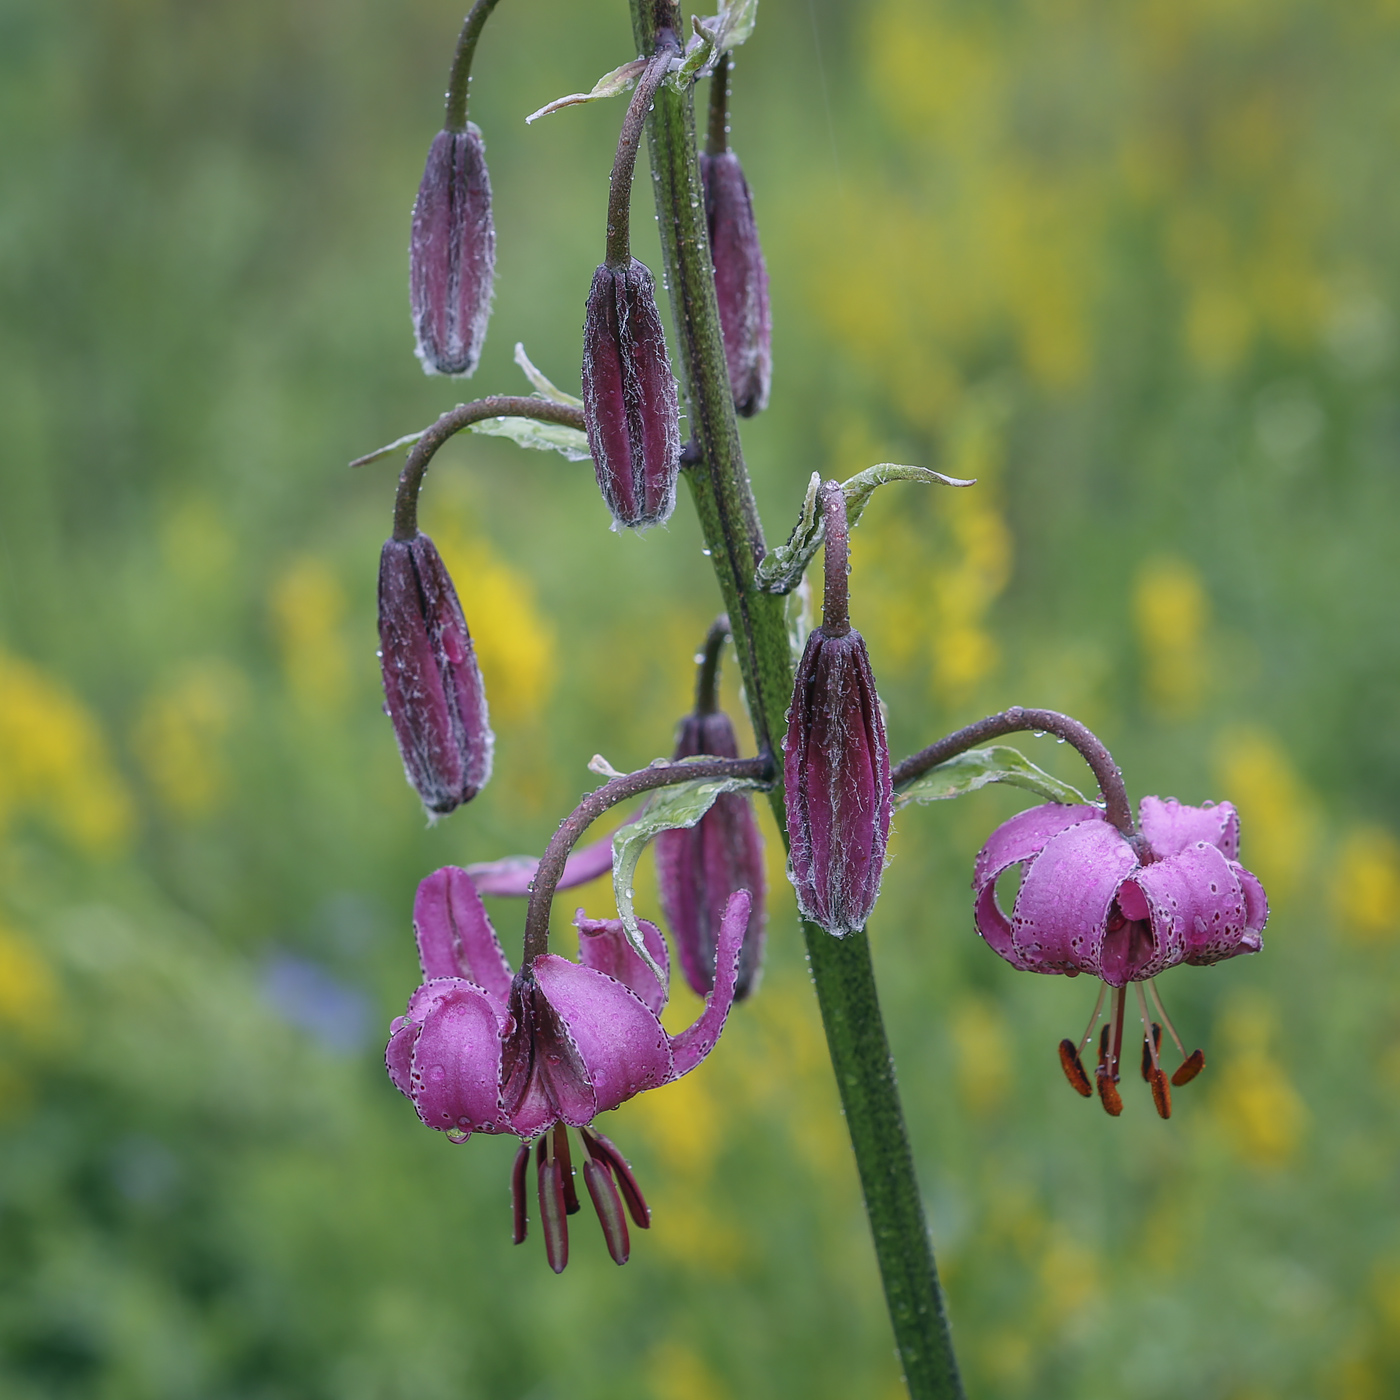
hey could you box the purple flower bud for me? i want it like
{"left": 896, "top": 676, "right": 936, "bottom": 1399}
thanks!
{"left": 581, "top": 258, "right": 681, "bottom": 529}
{"left": 410, "top": 125, "right": 495, "bottom": 377}
{"left": 700, "top": 151, "right": 771, "bottom": 417}
{"left": 377, "top": 533, "right": 493, "bottom": 814}
{"left": 783, "top": 627, "right": 893, "bottom": 936}
{"left": 655, "top": 710, "right": 767, "bottom": 1001}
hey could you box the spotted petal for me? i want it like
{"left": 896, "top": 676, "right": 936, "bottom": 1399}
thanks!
{"left": 1010, "top": 818, "right": 1138, "bottom": 977}
{"left": 670, "top": 889, "right": 749, "bottom": 1076}
{"left": 532, "top": 954, "right": 673, "bottom": 1116}
{"left": 1139, "top": 797, "right": 1239, "bottom": 861}
{"left": 574, "top": 911, "right": 669, "bottom": 1015}
{"left": 413, "top": 866, "right": 513, "bottom": 1004}
{"left": 406, "top": 980, "right": 506, "bottom": 1135}
{"left": 1121, "top": 841, "right": 1252, "bottom": 972}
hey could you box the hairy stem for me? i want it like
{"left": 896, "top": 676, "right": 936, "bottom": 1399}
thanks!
{"left": 390, "top": 396, "right": 585, "bottom": 541}
{"left": 892, "top": 706, "right": 1138, "bottom": 844}
{"left": 630, "top": 3, "right": 964, "bottom": 1394}
{"left": 443, "top": 0, "right": 504, "bottom": 132}
{"left": 605, "top": 47, "right": 678, "bottom": 269}
{"left": 820, "top": 479, "right": 850, "bottom": 636}
{"left": 521, "top": 755, "right": 770, "bottom": 964}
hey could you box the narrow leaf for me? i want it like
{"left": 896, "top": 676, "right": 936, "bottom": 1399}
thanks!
{"left": 612, "top": 767, "right": 767, "bottom": 977}
{"left": 467, "top": 415, "right": 592, "bottom": 461}
{"left": 514, "top": 343, "right": 583, "bottom": 408}
{"left": 526, "top": 59, "right": 648, "bottom": 124}
{"left": 843, "top": 463, "right": 974, "bottom": 530}
{"left": 714, "top": 0, "right": 759, "bottom": 51}
{"left": 894, "top": 745, "right": 1090, "bottom": 808}
{"left": 349, "top": 427, "right": 428, "bottom": 469}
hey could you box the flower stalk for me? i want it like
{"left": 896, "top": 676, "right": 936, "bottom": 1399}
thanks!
{"left": 629, "top": 2, "right": 963, "bottom": 1393}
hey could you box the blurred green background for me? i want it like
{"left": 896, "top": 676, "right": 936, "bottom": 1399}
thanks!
{"left": 3, "top": 0, "right": 1400, "bottom": 1395}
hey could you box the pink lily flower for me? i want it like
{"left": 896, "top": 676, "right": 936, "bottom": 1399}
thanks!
{"left": 973, "top": 796, "right": 1267, "bottom": 1118}
{"left": 386, "top": 865, "right": 750, "bottom": 1270}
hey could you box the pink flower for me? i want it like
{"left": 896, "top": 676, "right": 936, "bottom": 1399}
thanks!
{"left": 973, "top": 796, "right": 1267, "bottom": 1117}
{"left": 386, "top": 866, "right": 750, "bottom": 1270}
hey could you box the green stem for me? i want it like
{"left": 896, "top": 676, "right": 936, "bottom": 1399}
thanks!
{"left": 443, "top": 0, "right": 504, "bottom": 132}
{"left": 628, "top": 3, "right": 964, "bottom": 1395}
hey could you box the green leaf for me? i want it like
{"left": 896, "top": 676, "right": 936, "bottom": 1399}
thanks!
{"left": 714, "top": 0, "right": 759, "bottom": 51}
{"left": 894, "top": 745, "right": 1090, "bottom": 808}
{"left": 525, "top": 59, "right": 649, "bottom": 124}
{"left": 348, "top": 427, "right": 428, "bottom": 469}
{"left": 466, "top": 414, "right": 591, "bottom": 461}
{"left": 611, "top": 766, "right": 768, "bottom": 977}
{"left": 756, "top": 464, "right": 973, "bottom": 594}
{"left": 514, "top": 343, "right": 583, "bottom": 408}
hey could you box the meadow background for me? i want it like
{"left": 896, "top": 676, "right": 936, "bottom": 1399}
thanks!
{"left": 3, "top": 0, "right": 1400, "bottom": 1395}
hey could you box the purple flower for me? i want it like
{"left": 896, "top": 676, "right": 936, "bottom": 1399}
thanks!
{"left": 973, "top": 795, "right": 1268, "bottom": 1116}
{"left": 655, "top": 709, "right": 767, "bottom": 1000}
{"left": 378, "top": 533, "right": 493, "bottom": 815}
{"left": 700, "top": 151, "right": 771, "bottom": 417}
{"left": 783, "top": 629, "right": 893, "bottom": 936}
{"left": 386, "top": 866, "right": 751, "bottom": 1270}
{"left": 581, "top": 258, "right": 681, "bottom": 529}
{"left": 410, "top": 126, "right": 495, "bottom": 377}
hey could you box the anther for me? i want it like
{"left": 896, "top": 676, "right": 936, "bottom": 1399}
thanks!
{"left": 1059, "top": 1038, "right": 1093, "bottom": 1096}
{"left": 537, "top": 1135, "right": 570, "bottom": 1273}
{"left": 1149, "top": 1066, "right": 1172, "bottom": 1119}
{"left": 511, "top": 1139, "right": 530, "bottom": 1245}
{"left": 554, "top": 1122, "right": 580, "bottom": 1215}
{"left": 582, "top": 1128, "right": 651, "bottom": 1229}
{"left": 1095, "top": 1067, "right": 1123, "bottom": 1116}
{"left": 1171, "top": 1049, "right": 1206, "bottom": 1086}
{"left": 583, "top": 1158, "right": 631, "bottom": 1265}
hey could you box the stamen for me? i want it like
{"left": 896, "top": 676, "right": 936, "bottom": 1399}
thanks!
{"left": 1148, "top": 1066, "right": 1172, "bottom": 1119}
{"left": 537, "top": 1134, "right": 570, "bottom": 1273}
{"left": 554, "top": 1122, "right": 581, "bottom": 1215}
{"left": 1133, "top": 984, "right": 1162, "bottom": 1081}
{"left": 1075, "top": 983, "right": 1109, "bottom": 1057}
{"left": 1171, "top": 1049, "right": 1206, "bottom": 1087}
{"left": 583, "top": 1158, "right": 631, "bottom": 1265}
{"left": 511, "top": 1139, "right": 531, "bottom": 1245}
{"left": 1095, "top": 1068, "right": 1123, "bottom": 1116}
{"left": 582, "top": 1128, "right": 651, "bottom": 1229}
{"left": 1109, "top": 985, "right": 1126, "bottom": 1082}
{"left": 1147, "top": 978, "right": 1206, "bottom": 1086}
{"left": 1058, "top": 1039, "right": 1092, "bottom": 1097}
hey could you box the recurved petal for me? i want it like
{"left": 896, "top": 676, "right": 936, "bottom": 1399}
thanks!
{"left": 1237, "top": 863, "right": 1269, "bottom": 933}
{"left": 574, "top": 912, "right": 669, "bottom": 1016}
{"left": 974, "top": 881, "right": 1036, "bottom": 969}
{"left": 1138, "top": 796, "right": 1240, "bottom": 860}
{"left": 973, "top": 803, "right": 1103, "bottom": 894}
{"left": 407, "top": 982, "right": 506, "bottom": 1135}
{"left": 413, "top": 866, "right": 513, "bottom": 1004}
{"left": 466, "top": 834, "right": 616, "bottom": 898}
{"left": 532, "top": 955, "right": 673, "bottom": 1116}
{"left": 385, "top": 1019, "right": 420, "bottom": 1098}
{"left": 1123, "top": 841, "right": 1253, "bottom": 971}
{"left": 1010, "top": 819, "right": 1139, "bottom": 977}
{"left": 670, "top": 889, "right": 749, "bottom": 1077}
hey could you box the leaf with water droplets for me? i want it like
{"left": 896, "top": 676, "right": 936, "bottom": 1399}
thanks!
{"left": 894, "top": 745, "right": 1089, "bottom": 808}
{"left": 514, "top": 343, "right": 583, "bottom": 408}
{"left": 525, "top": 59, "right": 649, "bottom": 125}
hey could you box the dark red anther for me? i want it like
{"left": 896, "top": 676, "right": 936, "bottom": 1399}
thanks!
{"left": 1141, "top": 1022, "right": 1163, "bottom": 1082}
{"left": 554, "top": 1123, "right": 580, "bottom": 1216}
{"left": 1149, "top": 1067, "right": 1172, "bottom": 1119}
{"left": 536, "top": 1138, "right": 570, "bottom": 1274}
{"left": 1058, "top": 1038, "right": 1093, "bottom": 1097}
{"left": 1095, "top": 1068, "right": 1124, "bottom": 1116}
{"left": 510, "top": 1138, "right": 530, "bottom": 1245}
{"left": 583, "top": 1158, "right": 631, "bottom": 1266}
{"left": 582, "top": 1128, "right": 650, "bottom": 1229}
{"left": 1172, "top": 1048, "right": 1206, "bottom": 1086}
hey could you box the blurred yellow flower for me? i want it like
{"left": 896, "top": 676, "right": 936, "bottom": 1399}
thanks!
{"left": 950, "top": 995, "right": 1011, "bottom": 1115}
{"left": 1211, "top": 997, "right": 1308, "bottom": 1167}
{"left": 270, "top": 556, "right": 351, "bottom": 716}
{"left": 431, "top": 524, "right": 555, "bottom": 727}
{"left": 1331, "top": 826, "right": 1400, "bottom": 943}
{"left": 1037, "top": 1225, "right": 1101, "bottom": 1331}
{"left": 131, "top": 659, "right": 247, "bottom": 818}
{"left": 1133, "top": 556, "right": 1209, "bottom": 718}
{"left": 646, "top": 1340, "right": 728, "bottom": 1400}
{"left": 0, "top": 649, "right": 133, "bottom": 856}
{"left": 1215, "top": 728, "right": 1315, "bottom": 901}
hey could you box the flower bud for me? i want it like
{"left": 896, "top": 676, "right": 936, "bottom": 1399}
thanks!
{"left": 700, "top": 151, "right": 771, "bottom": 417}
{"left": 655, "top": 710, "right": 767, "bottom": 1000}
{"left": 410, "top": 126, "right": 496, "bottom": 377}
{"left": 783, "top": 628, "right": 892, "bottom": 936}
{"left": 378, "top": 533, "right": 493, "bottom": 814}
{"left": 581, "top": 258, "right": 681, "bottom": 529}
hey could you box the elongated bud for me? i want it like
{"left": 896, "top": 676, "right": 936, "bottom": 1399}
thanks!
{"left": 410, "top": 126, "right": 495, "bottom": 377}
{"left": 378, "top": 533, "right": 493, "bottom": 814}
{"left": 581, "top": 259, "right": 681, "bottom": 529}
{"left": 783, "top": 483, "right": 892, "bottom": 936}
{"left": 700, "top": 151, "right": 771, "bottom": 417}
{"left": 655, "top": 709, "right": 767, "bottom": 1000}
